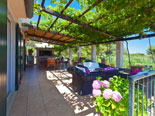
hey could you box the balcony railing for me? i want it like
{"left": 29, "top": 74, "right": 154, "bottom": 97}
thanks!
{"left": 128, "top": 70, "right": 155, "bottom": 116}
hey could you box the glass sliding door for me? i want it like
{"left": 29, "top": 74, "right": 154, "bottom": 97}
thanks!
{"left": 15, "top": 24, "right": 25, "bottom": 90}
{"left": 7, "top": 19, "right": 12, "bottom": 96}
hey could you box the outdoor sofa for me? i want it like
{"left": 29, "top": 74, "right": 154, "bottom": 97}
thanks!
{"left": 68, "top": 62, "right": 121, "bottom": 95}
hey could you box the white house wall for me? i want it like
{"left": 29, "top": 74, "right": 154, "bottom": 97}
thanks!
{"left": 8, "top": 0, "right": 27, "bottom": 21}
{"left": 6, "top": 0, "right": 29, "bottom": 115}
{"left": 7, "top": 7, "right": 17, "bottom": 116}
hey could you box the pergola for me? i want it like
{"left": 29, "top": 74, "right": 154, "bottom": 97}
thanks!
{"left": 22, "top": 0, "right": 155, "bottom": 67}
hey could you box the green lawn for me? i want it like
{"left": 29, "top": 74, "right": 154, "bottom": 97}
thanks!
{"left": 96, "top": 55, "right": 155, "bottom": 68}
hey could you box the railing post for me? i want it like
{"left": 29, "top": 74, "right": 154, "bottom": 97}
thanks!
{"left": 154, "top": 77, "right": 155, "bottom": 113}
{"left": 128, "top": 71, "right": 155, "bottom": 116}
{"left": 78, "top": 46, "right": 81, "bottom": 58}
{"left": 128, "top": 77, "right": 135, "bottom": 116}
{"left": 69, "top": 48, "right": 72, "bottom": 65}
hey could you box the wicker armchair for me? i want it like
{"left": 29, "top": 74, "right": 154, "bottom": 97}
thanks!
{"left": 68, "top": 64, "right": 119, "bottom": 95}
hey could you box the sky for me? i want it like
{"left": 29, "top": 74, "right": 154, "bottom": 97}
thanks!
{"left": 126, "top": 37, "right": 155, "bottom": 54}
{"left": 31, "top": 0, "right": 155, "bottom": 54}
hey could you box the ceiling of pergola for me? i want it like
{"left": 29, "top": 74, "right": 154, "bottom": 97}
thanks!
{"left": 23, "top": 24, "right": 80, "bottom": 45}
{"left": 22, "top": 0, "right": 155, "bottom": 46}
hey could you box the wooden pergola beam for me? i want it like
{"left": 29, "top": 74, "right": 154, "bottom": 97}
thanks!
{"left": 56, "top": 33, "right": 84, "bottom": 42}
{"left": 88, "top": 8, "right": 124, "bottom": 25}
{"left": 43, "top": 8, "right": 117, "bottom": 38}
{"left": 41, "top": 0, "right": 45, "bottom": 7}
{"left": 58, "top": 22, "right": 72, "bottom": 33}
{"left": 49, "top": 0, "right": 104, "bottom": 40}
{"left": 56, "top": 36, "right": 74, "bottom": 42}
{"left": 88, "top": 14, "right": 106, "bottom": 25}
{"left": 61, "top": 0, "right": 73, "bottom": 14}
{"left": 36, "top": 0, "right": 45, "bottom": 28}
{"left": 58, "top": 13, "right": 106, "bottom": 39}
{"left": 80, "top": 33, "right": 155, "bottom": 46}
{"left": 25, "top": 24, "right": 83, "bottom": 41}
{"left": 64, "top": 37, "right": 72, "bottom": 42}
{"left": 47, "top": 17, "right": 59, "bottom": 31}
{"left": 27, "top": 33, "right": 71, "bottom": 43}
{"left": 58, "top": 6, "right": 123, "bottom": 37}
{"left": 39, "top": 27, "right": 83, "bottom": 41}
{"left": 78, "top": 0, "right": 103, "bottom": 18}
{"left": 34, "top": 0, "right": 108, "bottom": 41}
{"left": 29, "top": 39, "right": 62, "bottom": 45}
{"left": 45, "top": 0, "right": 73, "bottom": 32}
{"left": 41, "top": 0, "right": 73, "bottom": 40}
{"left": 104, "top": 7, "right": 153, "bottom": 27}
{"left": 48, "top": 30, "right": 82, "bottom": 41}
{"left": 37, "top": 15, "right": 41, "bottom": 28}
{"left": 56, "top": 35, "right": 66, "bottom": 40}
{"left": 63, "top": 14, "right": 107, "bottom": 39}
{"left": 105, "top": 15, "right": 133, "bottom": 27}
{"left": 58, "top": 0, "right": 103, "bottom": 33}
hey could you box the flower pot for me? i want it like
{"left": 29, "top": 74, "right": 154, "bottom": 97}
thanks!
{"left": 101, "top": 60, "right": 106, "bottom": 64}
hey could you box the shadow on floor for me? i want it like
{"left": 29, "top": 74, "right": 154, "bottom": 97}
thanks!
{"left": 46, "top": 70, "right": 95, "bottom": 115}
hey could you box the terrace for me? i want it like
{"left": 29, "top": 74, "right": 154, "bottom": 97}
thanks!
{"left": 10, "top": 67, "right": 96, "bottom": 116}
{"left": 1, "top": 0, "right": 155, "bottom": 116}
{"left": 10, "top": 64, "right": 155, "bottom": 116}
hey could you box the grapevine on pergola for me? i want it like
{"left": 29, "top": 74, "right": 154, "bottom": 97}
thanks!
{"left": 31, "top": 0, "right": 155, "bottom": 47}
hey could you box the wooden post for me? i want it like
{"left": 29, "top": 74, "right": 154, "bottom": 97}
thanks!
{"left": 69, "top": 48, "right": 72, "bottom": 65}
{"left": 78, "top": 46, "right": 81, "bottom": 58}
{"left": 43, "top": 8, "right": 117, "bottom": 38}
{"left": 91, "top": 45, "right": 96, "bottom": 62}
{"left": 116, "top": 41, "right": 124, "bottom": 68}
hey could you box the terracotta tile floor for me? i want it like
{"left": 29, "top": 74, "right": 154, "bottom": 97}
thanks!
{"left": 10, "top": 67, "right": 95, "bottom": 116}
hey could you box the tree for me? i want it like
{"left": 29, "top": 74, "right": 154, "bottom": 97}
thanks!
{"left": 27, "top": 40, "right": 41, "bottom": 47}
{"left": 147, "top": 45, "right": 155, "bottom": 55}
{"left": 147, "top": 45, "right": 155, "bottom": 62}
{"left": 53, "top": 45, "right": 69, "bottom": 57}
{"left": 131, "top": 53, "right": 145, "bottom": 57}
{"left": 81, "top": 46, "right": 92, "bottom": 60}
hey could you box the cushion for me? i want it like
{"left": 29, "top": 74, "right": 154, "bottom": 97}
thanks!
{"left": 102, "top": 67, "right": 117, "bottom": 71}
{"left": 76, "top": 65, "right": 90, "bottom": 74}
{"left": 75, "top": 66, "right": 86, "bottom": 73}
{"left": 85, "top": 68, "right": 90, "bottom": 74}
{"left": 83, "top": 62, "right": 100, "bottom": 72}
{"left": 130, "top": 69, "right": 142, "bottom": 75}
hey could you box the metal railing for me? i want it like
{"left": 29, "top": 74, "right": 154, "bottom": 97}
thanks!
{"left": 128, "top": 70, "right": 155, "bottom": 116}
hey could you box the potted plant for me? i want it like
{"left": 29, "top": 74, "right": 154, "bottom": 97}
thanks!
{"left": 101, "top": 57, "right": 106, "bottom": 64}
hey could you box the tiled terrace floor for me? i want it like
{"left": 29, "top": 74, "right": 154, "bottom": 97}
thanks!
{"left": 10, "top": 67, "right": 95, "bottom": 116}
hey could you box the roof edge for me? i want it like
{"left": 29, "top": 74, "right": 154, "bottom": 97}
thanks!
{"left": 24, "top": 0, "right": 34, "bottom": 18}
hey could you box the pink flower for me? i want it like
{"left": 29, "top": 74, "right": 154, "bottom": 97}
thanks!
{"left": 94, "top": 113, "right": 100, "bottom": 116}
{"left": 103, "top": 89, "right": 113, "bottom": 99}
{"left": 92, "top": 89, "right": 101, "bottom": 98}
{"left": 92, "top": 80, "right": 102, "bottom": 90}
{"left": 102, "top": 80, "right": 110, "bottom": 88}
{"left": 112, "top": 91, "right": 122, "bottom": 102}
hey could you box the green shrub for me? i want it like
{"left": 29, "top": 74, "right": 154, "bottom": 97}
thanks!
{"left": 93, "top": 76, "right": 151, "bottom": 116}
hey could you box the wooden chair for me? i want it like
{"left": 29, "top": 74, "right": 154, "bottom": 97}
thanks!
{"left": 38, "top": 58, "right": 47, "bottom": 69}
{"left": 47, "top": 58, "right": 56, "bottom": 69}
